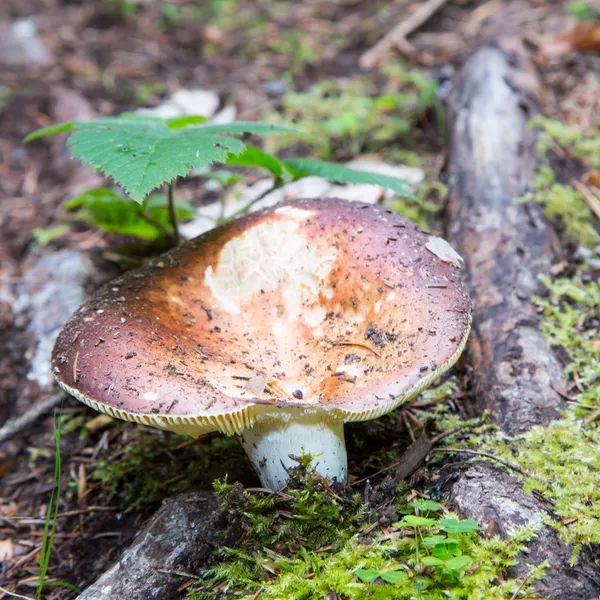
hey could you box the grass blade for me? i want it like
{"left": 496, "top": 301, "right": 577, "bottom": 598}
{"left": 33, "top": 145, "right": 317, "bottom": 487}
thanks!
{"left": 37, "top": 410, "right": 62, "bottom": 600}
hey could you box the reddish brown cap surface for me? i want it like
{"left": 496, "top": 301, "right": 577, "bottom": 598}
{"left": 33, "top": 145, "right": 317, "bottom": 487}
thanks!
{"left": 52, "top": 198, "right": 471, "bottom": 435}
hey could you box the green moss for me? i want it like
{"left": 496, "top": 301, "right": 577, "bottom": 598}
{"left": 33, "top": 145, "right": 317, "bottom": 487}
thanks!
{"left": 523, "top": 117, "right": 600, "bottom": 248}
{"left": 525, "top": 165, "right": 599, "bottom": 247}
{"left": 92, "top": 428, "right": 245, "bottom": 511}
{"left": 532, "top": 116, "right": 600, "bottom": 168}
{"left": 265, "top": 72, "right": 439, "bottom": 160}
{"left": 451, "top": 264, "right": 600, "bottom": 559}
{"left": 187, "top": 460, "right": 541, "bottom": 600}
{"left": 389, "top": 180, "right": 447, "bottom": 232}
{"left": 535, "top": 273, "right": 600, "bottom": 394}
{"left": 475, "top": 417, "right": 600, "bottom": 560}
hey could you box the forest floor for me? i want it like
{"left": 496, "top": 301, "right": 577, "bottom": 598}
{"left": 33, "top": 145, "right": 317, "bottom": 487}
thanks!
{"left": 1, "top": 0, "right": 599, "bottom": 598}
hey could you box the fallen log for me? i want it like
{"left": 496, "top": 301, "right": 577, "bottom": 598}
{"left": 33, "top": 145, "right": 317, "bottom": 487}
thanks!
{"left": 443, "top": 40, "right": 600, "bottom": 598}
{"left": 445, "top": 40, "right": 564, "bottom": 434}
{"left": 76, "top": 492, "right": 236, "bottom": 600}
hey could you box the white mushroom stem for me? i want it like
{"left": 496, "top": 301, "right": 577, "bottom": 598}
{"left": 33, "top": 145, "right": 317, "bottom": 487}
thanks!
{"left": 240, "top": 415, "right": 347, "bottom": 489}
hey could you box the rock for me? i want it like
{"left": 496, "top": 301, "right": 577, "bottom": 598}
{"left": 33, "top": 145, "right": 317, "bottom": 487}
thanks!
{"left": 211, "top": 104, "right": 237, "bottom": 125}
{"left": 138, "top": 88, "right": 220, "bottom": 119}
{"left": 263, "top": 79, "right": 287, "bottom": 97}
{"left": 0, "top": 19, "right": 53, "bottom": 68}
{"left": 12, "top": 251, "right": 98, "bottom": 390}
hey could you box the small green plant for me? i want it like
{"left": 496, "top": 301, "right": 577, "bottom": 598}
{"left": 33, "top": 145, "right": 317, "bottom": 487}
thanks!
{"left": 66, "top": 188, "right": 195, "bottom": 241}
{"left": 393, "top": 500, "right": 482, "bottom": 575}
{"left": 37, "top": 412, "right": 62, "bottom": 599}
{"left": 26, "top": 113, "right": 415, "bottom": 244}
{"left": 92, "top": 429, "right": 245, "bottom": 512}
{"left": 567, "top": 1, "right": 599, "bottom": 20}
{"left": 266, "top": 75, "right": 439, "bottom": 160}
{"left": 187, "top": 459, "right": 541, "bottom": 600}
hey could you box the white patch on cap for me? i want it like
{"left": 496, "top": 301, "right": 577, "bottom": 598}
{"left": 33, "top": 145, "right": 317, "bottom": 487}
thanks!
{"left": 144, "top": 391, "right": 158, "bottom": 402}
{"left": 205, "top": 218, "right": 336, "bottom": 315}
{"left": 274, "top": 206, "right": 313, "bottom": 219}
{"left": 335, "top": 363, "right": 362, "bottom": 379}
{"left": 425, "top": 236, "right": 464, "bottom": 268}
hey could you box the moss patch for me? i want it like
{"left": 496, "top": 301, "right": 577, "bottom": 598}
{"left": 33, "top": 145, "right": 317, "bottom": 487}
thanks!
{"left": 526, "top": 164, "right": 599, "bottom": 247}
{"left": 532, "top": 116, "right": 600, "bottom": 169}
{"left": 450, "top": 263, "right": 600, "bottom": 560}
{"left": 187, "top": 460, "right": 541, "bottom": 599}
{"left": 90, "top": 427, "right": 247, "bottom": 512}
{"left": 264, "top": 70, "right": 440, "bottom": 161}
{"left": 523, "top": 117, "right": 600, "bottom": 247}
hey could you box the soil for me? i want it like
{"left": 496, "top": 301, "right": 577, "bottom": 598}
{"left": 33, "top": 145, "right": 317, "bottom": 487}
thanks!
{"left": 0, "top": 0, "right": 598, "bottom": 598}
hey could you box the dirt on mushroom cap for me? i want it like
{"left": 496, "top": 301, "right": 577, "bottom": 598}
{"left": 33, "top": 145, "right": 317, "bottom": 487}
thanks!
{"left": 51, "top": 198, "right": 471, "bottom": 435}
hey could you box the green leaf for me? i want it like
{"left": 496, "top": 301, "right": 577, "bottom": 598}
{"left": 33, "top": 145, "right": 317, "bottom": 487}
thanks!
{"left": 24, "top": 121, "right": 75, "bottom": 142}
{"left": 446, "top": 539, "right": 461, "bottom": 555}
{"left": 432, "top": 546, "right": 454, "bottom": 561}
{"left": 422, "top": 535, "right": 448, "bottom": 546}
{"left": 200, "top": 169, "right": 245, "bottom": 186}
{"left": 421, "top": 556, "right": 444, "bottom": 566}
{"left": 439, "top": 518, "right": 482, "bottom": 534}
{"left": 32, "top": 224, "right": 71, "bottom": 245}
{"left": 166, "top": 115, "right": 208, "bottom": 129}
{"left": 409, "top": 500, "right": 443, "bottom": 512}
{"left": 67, "top": 123, "right": 246, "bottom": 202}
{"left": 283, "top": 158, "right": 416, "bottom": 199}
{"left": 226, "top": 146, "right": 285, "bottom": 178}
{"left": 394, "top": 515, "right": 437, "bottom": 527}
{"left": 444, "top": 555, "right": 473, "bottom": 571}
{"left": 191, "top": 121, "right": 305, "bottom": 137}
{"left": 379, "top": 571, "right": 407, "bottom": 584}
{"left": 25, "top": 116, "right": 302, "bottom": 203}
{"left": 66, "top": 187, "right": 194, "bottom": 240}
{"left": 355, "top": 569, "right": 380, "bottom": 583}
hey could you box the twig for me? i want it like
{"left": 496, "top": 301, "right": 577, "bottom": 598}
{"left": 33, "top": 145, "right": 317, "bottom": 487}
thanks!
{"left": 350, "top": 461, "right": 399, "bottom": 486}
{"left": 585, "top": 408, "right": 600, "bottom": 425}
{"left": 567, "top": 400, "right": 600, "bottom": 409}
{"left": 360, "top": 0, "right": 451, "bottom": 69}
{"left": 433, "top": 448, "right": 547, "bottom": 484}
{"left": 0, "top": 586, "right": 34, "bottom": 600}
{"left": 332, "top": 341, "right": 381, "bottom": 357}
{"left": 510, "top": 570, "right": 536, "bottom": 600}
{"left": 351, "top": 434, "right": 433, "bottom": 486}
{"left": 137, "top": 209, "right": 173, "bottom": 240}
{"left": 226, "top": 179, "right": 284, "bottom": 222}
{"left": 0, "top": 393, "right": 63, "bottom": 444}
{"left": 572, "top": 179, "right": 600, "bottom": 221}
{"left": 244, "top": 488, "right": 294, "bottom": 501}
{"left": 429, "top": 425, "right": 466, "bottom": 444}
{"left": 154, "top": 569, "right": 201, "bottom": 580}
{"left": 167, "top": 181, "right": 180, "bottom": 244}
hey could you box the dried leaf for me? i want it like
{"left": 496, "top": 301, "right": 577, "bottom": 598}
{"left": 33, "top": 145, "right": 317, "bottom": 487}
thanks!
{"left": 425, "top": 236, "right": 464, "bottom": 268}
{"left": 0, "top": 539, "right": 14, "bottom": 561}
{"left": 85, "top": 413, "right": 114, "bottom": 433}
{"left": 245, "top": 375, "right": 266, "bottom": 396}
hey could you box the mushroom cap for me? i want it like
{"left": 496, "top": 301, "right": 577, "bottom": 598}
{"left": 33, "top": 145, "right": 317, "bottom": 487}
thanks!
{"left": 52, "top": 198, "right": 471, "bottom": 436}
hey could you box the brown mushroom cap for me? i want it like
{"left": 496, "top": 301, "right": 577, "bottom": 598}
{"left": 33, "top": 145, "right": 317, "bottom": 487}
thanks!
{"left": 52, "top": 198, "right": 471, "bottom": 436}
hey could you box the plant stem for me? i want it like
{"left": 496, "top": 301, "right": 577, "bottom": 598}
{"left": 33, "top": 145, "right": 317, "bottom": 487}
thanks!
{"left": 225, "top": 178, "right": 284, "bottom": 223}
{"left": 167, "top": 181, "right": 180, "bottom": 245}
{"left": 137, "top": 210, "right": 173, "bottom": 241}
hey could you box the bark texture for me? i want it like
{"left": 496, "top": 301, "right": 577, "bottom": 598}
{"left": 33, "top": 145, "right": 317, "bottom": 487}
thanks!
{"left": 76, "top": 492, "right": 231, "bottom": 600}
{"left": 446, "top": 40, "right": 565, "bottom": 435}
{"left": 444, "top": 40, "right": 600, "bottom": 598}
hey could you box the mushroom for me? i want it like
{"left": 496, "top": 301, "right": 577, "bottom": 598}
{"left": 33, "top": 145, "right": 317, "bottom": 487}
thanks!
{"left": 51, "top": 198, "right": 471, "bottom": 488}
